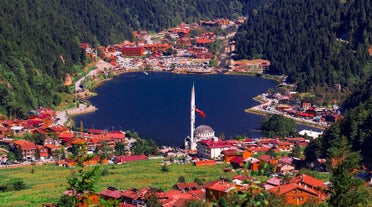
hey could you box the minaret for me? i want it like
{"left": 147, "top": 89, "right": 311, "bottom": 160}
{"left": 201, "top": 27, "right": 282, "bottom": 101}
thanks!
{"left": 190, "top": 83, "right": 196, "bottom": 150}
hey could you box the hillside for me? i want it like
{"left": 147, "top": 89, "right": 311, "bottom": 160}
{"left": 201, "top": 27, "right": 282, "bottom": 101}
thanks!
{"left": 0, "top": 0, "right": 264, "bottom": 118}
{"left": 235, "top": 0, "right": 372, "bottom": 92}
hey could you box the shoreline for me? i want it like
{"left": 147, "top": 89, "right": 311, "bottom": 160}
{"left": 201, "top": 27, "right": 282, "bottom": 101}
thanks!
{"left": 245, "top": 96, "right": 327, "bottom": 130}
{"left": 58, "top": 65, "right": 284, "bottom": 126}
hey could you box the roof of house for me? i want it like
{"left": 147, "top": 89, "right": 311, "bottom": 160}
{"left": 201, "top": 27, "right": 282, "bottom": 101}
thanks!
{"left": 205, "top": 180, "right": 236, "bottom": 192}
{"left": 266, "top": 177, "right": 282, "bottom": 186}
{"left": 290, "top": 174, "right": 327, "bottom": 190}
{"left": 14, "top": 140, "right": 36, "bottom": 150}
{"left": 198, "top": 139, "right": 231, "bottom": 149}
{"left": 222, "top": 149, "right": 240, "bottom": 156}
{"left": 100, "top": 188, "right": 122, "bottom": 199}
{"left": 258, "top": 154, "right": 275, "bottom": 163}
{"left": 176, "top": 182, "right": 200, "bottom": 190}
{"left": 233, "top": 175, "right": 250, "bottom": 182}
{"left": 269, "top": 183, "right": 318, "bottom": 196}
{"left": 114, "top": 154, "right": 148, "bottom": 163}
{"left": 230, "top": 156, "right": 244, "bottom": 165}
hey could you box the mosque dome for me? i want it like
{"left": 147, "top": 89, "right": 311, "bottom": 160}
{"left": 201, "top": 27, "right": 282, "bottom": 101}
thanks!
{"left": 194, "top": 125, "right": 215, "bottom": 139}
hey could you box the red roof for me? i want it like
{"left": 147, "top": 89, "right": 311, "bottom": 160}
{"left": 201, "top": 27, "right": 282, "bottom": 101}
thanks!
{"left": 205, "top": 180, "right": 236, "bottom": 192}
{"left": 49, "top": 125, "right": 68, "bottom": 132}
{"left": 199, "top": 139, "right": 231, "bottom": 149}
{"left": 258, "top": 154, "right": 275, "bottom": 163}
{"left": 222, "top": 149, "right": 239, "bottom": 156}
{"left": 290, "top": 174, "right": 327, "bottom": 190}
{"left": 176, "top": 182, "right": 200, "bottom": 190}
{"left": 269, "top": 183, "right": 318, "bottom": 196}
{"left": 114, "top": 155, "right": 147, "bottom": 163}
{"left": 14, "top": 140, "right": 36, "bottom": 150}
{"left": 100, "top": 189, "right": 122, "bottom": 199}
{"left": 195, "top": 38, "right": 212, "bottom": 44}
{"left": 88, "top": 129, "right": 106, "bottom": 134}
{"left": 230, "top": 156, "right": 244, "bottom": 165}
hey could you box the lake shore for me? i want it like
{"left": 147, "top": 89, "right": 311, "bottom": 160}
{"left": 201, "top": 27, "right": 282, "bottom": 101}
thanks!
{"left": 245, "top": 96, "right": 327, "bottom": 130}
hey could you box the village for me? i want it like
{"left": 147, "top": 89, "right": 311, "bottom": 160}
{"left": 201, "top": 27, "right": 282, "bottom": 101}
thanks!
{"left": 1, "top": 18, "right": 371, "bottom": 207}
{"left": 0, "top": 106, "right": 332, "bottom": 206}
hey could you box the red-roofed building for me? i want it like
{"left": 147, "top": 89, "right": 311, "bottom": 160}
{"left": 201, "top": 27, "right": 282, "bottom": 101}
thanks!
{"left": 175, "top": 182, "right": 200, "bottom": 192}
{"left": 37, "top": 145, "right": 49, "bottom": 159}
{"left": 194, "top": 160, "right": 216, "bottom": 166}
{"left": 14, "top": 140, "right": 36, "bottom": 160}
{"left": 113, "top": 154, "right": 147, "bottom": 164}
{"left": 197, "top": 138, "right": 232, "bottom": 159}
{"left": 290, "top": 174, "right": 328, "bottom": 194}
{"left": 121, "top": 187, "right": 151, "bottom": 206}
{"left": 100, "top": 187, "right": 122, "bottom": 201}
{"left": 121, "top": 47, "right": 144, "bottom": 57}
{"left": 258, "top": 154, "right": 277, "bottom": 165}
{"left": 195, "top": 38, "right": 212, "bottom": 47}
{"left": 205, "top": 180, "right": 236, "bottom": 202}
{"left": 275, "top": 141, "right": 293, "bottom": 151}
{"left": 269, "top": 183, "right": 325, "bottom": 206}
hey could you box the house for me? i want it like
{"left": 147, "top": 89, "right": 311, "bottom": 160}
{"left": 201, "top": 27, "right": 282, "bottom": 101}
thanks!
{"left": 275, "top": 141, "right": 293, "bottom": 151}
{"left": 222, "top": 149, "right": 252, "bottom": 163}
{"left": 121, "top": 187, "right": 151, "bottom": 205}
{"left": 204, "top": 179, "right": 236, "bottom": 202}
{"left": 197, "top": 138, "right": 232, "bottom": 159}
{"left": 100, "top": 186, "right": 122, "bottom": 201}
{"left": 277, "top": 163, "right": 295, "bottom": 175}
{"left": 113, "top": 154, "right": 147, "bottom": 164}
{"left": 269, "top": 183, "right": 324, "bottom": 206}
{"left": 244, "top": 157, "right": 261, "bottom": 171}
{"left": 289, "top": 174, "right": 328, "bottom": 196}
{"left": 258, "top": 154, "right": 277, "bottom": 166}
{"left": 14, "top": 140, "right": 36, "bottom": 160}
{"left": 264, "top": 177, "right": 282, "bottom": 190}
{"left": 37, "top": 145, "right": 49, "bottom": 159}
{"left": 175, "top": 182, "right": 200, "bottom": 192}
{"left": 121, "top": 47, "right": 145, "bottom": 57}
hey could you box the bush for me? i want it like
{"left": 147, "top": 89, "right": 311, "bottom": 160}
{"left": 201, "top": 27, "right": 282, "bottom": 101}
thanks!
{"left": 101, "top": 168, "right": 109, "bottom": 176}
{"left": 0, "top": 179, "right": 26, "bottom": 192}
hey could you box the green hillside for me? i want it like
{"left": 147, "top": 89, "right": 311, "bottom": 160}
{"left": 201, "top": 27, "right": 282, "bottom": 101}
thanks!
{"left": 235, "top": 0, "right": 372, "bottom": 92}
{"left": 0, "top": 0, "right": 259, "bottom": 118}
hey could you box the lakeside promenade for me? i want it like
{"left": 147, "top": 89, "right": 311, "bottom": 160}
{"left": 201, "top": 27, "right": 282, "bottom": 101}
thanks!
{"left": 245, "top": 95, "right": 327, "bottom": 130}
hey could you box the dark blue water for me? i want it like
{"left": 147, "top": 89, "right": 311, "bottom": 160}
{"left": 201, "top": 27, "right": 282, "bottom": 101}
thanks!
{"left": 73, "top": 72, "right": 318, "bottom": 146}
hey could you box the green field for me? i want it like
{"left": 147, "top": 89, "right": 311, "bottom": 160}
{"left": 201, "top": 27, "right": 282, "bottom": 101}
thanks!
{"left": 0, "top": 160, "right": 233, "bottom": 206}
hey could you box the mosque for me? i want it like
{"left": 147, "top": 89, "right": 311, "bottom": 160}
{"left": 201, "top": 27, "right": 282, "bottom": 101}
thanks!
{"left": 184, "top": 84, "right": 218, "bottom": 151}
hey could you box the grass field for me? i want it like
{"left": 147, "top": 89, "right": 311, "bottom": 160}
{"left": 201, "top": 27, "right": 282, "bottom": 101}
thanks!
{"left": 0, "top": 160, "right": 233, "bottom": 206}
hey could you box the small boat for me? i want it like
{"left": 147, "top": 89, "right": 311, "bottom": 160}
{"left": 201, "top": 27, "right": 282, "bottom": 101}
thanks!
{"left": 144, "top": 71, "right": 149, "bottom": 75}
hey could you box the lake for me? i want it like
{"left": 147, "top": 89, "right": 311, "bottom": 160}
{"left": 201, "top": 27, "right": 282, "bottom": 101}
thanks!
{"left": 73, "top": 72, "right": 316, "bottom": 146}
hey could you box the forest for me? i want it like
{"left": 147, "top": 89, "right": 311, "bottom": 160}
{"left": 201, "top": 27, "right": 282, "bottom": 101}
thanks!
{"left": 0, "top": 0, "right": 262, "bottom": 118}
{"left": 235, "top": 0, "right": 372, "bottom": 92}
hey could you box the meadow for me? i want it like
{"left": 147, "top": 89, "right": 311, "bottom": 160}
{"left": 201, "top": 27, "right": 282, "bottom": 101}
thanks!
{"left": 0, "top": 159, "right": 233, "bottom": 206}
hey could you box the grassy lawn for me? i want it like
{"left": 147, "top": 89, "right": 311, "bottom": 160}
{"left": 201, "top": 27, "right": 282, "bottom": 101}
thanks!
{"left": 0, "top": 160, "right": 233, "bottom": 206}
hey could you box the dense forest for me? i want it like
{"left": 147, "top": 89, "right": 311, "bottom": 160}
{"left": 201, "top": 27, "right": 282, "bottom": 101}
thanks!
{"left": 235, "top": 0, "right": 372, "bottom": 92}
{"left": 0, "top": 0, "right": 264, "bottom": 118}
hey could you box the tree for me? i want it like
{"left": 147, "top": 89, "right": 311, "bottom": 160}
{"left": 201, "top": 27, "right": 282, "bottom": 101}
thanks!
{"left": 265, "top": 148, "right": 277, "bottom": 158}
{"left": 114, "top": 142, "right": 126, "bottom": 156}
{"left": 184, "top": 199, "right": 206, "bottom": 207}
{"left": 62, "top": 142, "right": 100, "bottom": 206}
{"left": 260, "top": 114, "right": 297, "bottom": 138}
{"left": 194, "top": 177, "right": 204, "bottom": 186}
{"left": 290, "top": 145, "right": 302, "bottom": 158}
{"left": 328, "top": 136, "right": 369, "bottom": 207}
{"left": 145, "top": 189, "right": 162, "bottom": 207}
{"left": 178, "top": 176, "right": 186, "bottom": 183}
{"left": 161, "top": 164, "right": 169, "bottom": 172}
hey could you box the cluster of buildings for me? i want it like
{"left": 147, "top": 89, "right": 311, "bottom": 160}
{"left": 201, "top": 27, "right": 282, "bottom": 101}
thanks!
{"left": 0, "top": 107, "right": 135, "bottom": 166}
{"left": 51, "top": 172, "right": 328, "bottom": 207}
{"left": 79, "top": 17, "right": 269, "bottom": 75}
{"left": 254, "top": 92, "right": 343, "bottom": 128}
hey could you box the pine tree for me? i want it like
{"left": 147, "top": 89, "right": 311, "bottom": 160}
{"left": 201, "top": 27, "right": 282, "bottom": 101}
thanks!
{"left": 328, "top": 136, "right": 369, "bottom": 207}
